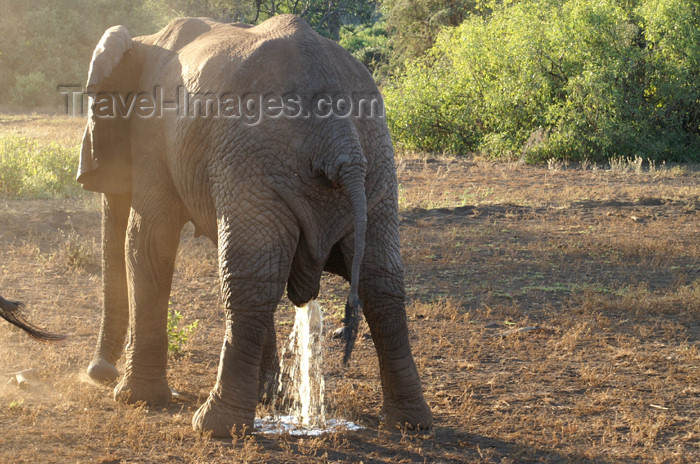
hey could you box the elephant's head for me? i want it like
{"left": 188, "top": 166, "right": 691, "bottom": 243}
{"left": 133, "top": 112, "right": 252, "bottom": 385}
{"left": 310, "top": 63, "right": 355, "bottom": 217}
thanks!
{"left": 78, "top": 25, "right": 135, "bottom": 195}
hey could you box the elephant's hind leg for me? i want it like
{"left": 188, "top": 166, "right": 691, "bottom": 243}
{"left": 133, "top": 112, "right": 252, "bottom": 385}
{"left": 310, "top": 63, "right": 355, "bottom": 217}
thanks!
{"left": 192, "top": 309, "right": 277, "bottom": 437}
{"left": 113, "top": 191, "right": 186, "bottom": 404}
{"left": 88, "top": 193, "right": 131, "bottom": 384}
{"left": 350, "top": 200, "right": 433, "bottom": 430}
{"left": 193, "top": 209, "right": 296, "bottom": 438}
{"left": 258, "top": 320, "right": 279, "bottom": 404}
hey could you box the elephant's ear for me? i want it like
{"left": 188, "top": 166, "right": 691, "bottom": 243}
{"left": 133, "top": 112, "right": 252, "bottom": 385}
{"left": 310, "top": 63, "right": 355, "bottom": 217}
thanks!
{"left": 86, "top": 25, "right": 133, "bottom": 93}
{"left": 78, "top": 25, "right": 134, "bottom": 194}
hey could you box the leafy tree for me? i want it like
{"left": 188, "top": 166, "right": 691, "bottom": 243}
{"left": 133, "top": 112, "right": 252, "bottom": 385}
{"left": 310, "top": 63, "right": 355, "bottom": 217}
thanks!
{"left": 152, "top": 0, "right": 378, "bottom": 40}
{"left": 638, "top": 0, "right": 700, "bottom": 156}
{"left": 0, "top": 0, "right": 161, "bottom": 109}
{"left": 379, "top": 0, "right": 481, "bottom": 71}
{"left": 0, "top": 0, "right": 380, "bottom": 110}
{"left": 339, "top": 19, "right": 389, "bottom": 74}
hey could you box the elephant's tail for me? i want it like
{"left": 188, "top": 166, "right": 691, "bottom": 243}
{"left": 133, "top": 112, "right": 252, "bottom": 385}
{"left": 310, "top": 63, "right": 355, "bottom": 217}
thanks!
{"left": 340, "top": 165, "right": 367, "bottom": 365}
{"left": 0, "top": 295, "right": 67, "bottom": 342}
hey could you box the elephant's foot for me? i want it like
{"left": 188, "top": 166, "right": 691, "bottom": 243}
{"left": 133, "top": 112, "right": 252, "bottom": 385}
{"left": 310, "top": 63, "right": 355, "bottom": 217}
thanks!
{"left": 192, "top": 395, "right": 254, "bottom": 438}
{"left": 113, "top": 375, "right": 172, "bottom": 404}
{"left": 87, "top": 357, "right": 119, "bottom": 384}
{"left": 382, "top": 399, "right": 433, "bottom": 430}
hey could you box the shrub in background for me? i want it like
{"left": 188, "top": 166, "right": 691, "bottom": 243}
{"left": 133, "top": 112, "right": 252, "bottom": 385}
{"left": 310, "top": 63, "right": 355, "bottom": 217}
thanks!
{"left": 339, "top": 20, "right": 389, "bottom": 75}
{"left": 637, "top": 0, "right": 700, "bottom": 159}
{"left": 384, "top": 0, "right": 700, "bottom": 162}
{"left": 0, "top": 0, "right": 162, "bottom": 111}
{"left": 0, "top": 136, "right": 81, "bottom": 198}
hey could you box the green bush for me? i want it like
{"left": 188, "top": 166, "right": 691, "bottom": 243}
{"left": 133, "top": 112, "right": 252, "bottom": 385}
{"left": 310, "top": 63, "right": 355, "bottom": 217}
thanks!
{"left": 0, "top": 135, "right": 81, "bottom": 198}
{"left": 340, "top": 20, "right": 389, "bottom": 74}
{"left": 637, "top": 0, "right": 700, "bottom": 158}
{"left": 167, "top": 306, "right": 199, "bottom": 355}
{"left": 379, "top": 0, "right": 480, "bottom": 72}
{"left": 0, "top": 1, "right": 381, "bottom": 110}
{"left": 383, "top": 0, "right": 700, "bottom": 162}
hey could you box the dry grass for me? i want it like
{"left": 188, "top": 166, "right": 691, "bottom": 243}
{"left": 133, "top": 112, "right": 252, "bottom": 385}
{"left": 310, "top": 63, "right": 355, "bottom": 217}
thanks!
{"left": 0, "top": 116, "right": 698, "bottom": 462}
{"left": 0, "top": 113, "right": 84, "bottom": 144}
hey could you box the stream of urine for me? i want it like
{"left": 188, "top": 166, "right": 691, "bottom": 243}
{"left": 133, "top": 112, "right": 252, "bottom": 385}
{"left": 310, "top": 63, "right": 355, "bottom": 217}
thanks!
{"left": 278, "top": 299, "right": 326, "bottom": 426}
{"left": 255, "top": 300, "right": 362, "bottom": 435}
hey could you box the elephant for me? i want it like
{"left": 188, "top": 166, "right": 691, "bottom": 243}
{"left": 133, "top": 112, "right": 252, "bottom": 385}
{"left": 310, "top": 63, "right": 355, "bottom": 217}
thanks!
{"left": 0, "top": 294, "right": 66, "bottom": 341}
{"left": 79, "top": 14, "right": 432, "bottom": 437}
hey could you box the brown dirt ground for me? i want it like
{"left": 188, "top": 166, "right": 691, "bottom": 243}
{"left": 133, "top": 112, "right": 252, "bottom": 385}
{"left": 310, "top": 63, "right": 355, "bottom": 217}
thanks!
{"left": 0, "top": 118, "right": 699, "bottom": 463}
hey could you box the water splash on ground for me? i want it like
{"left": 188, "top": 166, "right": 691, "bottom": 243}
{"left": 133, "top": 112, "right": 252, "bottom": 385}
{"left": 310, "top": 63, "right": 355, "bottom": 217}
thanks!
{"left": 255, "top": 415, "right": 362, "bottom": 436}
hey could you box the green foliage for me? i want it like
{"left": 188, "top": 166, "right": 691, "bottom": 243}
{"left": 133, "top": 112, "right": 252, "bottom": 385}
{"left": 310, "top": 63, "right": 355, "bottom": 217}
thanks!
{"left": 637, "top": 0, "right": 700, "bottom": 157}
{"left": 379, "top": 0, "right": 481, "bottom": 71}
{"left": 339, "top": 20, "right": 389, "bottom": 74}
{"left": 155, "top": 0, "right": 378, "bottom": 38}
{"left": 0, "top": 136, "right": 81, "bottom": 198}
{"left": 167, "top": 305, "right": 199, "bottom": 355}
{"left": 8, "top": 400, "right": 25, "bottom": 411}
{"left": 383, "top": 0, "right": 700, "bottom": 161}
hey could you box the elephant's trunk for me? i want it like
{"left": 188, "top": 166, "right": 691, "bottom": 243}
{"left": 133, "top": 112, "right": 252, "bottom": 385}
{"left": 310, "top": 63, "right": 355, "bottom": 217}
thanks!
{"left": 339, "top": 164, "right": 367, "bottom": 364}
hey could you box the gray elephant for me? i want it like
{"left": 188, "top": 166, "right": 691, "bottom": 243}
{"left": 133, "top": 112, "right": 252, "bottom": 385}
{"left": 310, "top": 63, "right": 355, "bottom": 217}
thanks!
{"left": 79, "top": 14, "right": 432, "bottom": 437}
{"left": 0, "top": 294, "right": 65, "bottom": 341}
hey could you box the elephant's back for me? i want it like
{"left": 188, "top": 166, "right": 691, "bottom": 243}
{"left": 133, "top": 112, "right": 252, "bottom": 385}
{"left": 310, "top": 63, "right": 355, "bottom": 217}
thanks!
{"left": 167, "top": 15, "right": 317, "bottom": 68}
{"left": 152, "top": 15, "right": 374, "bottom": 97}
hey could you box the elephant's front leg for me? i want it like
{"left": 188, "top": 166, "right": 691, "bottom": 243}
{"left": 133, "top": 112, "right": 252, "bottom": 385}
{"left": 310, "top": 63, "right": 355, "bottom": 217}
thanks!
{"left": 87, "top": 192, "right": 131, "bottom": 384}
{"left": 193, "top": 211, "right": 295, "bottom": 438}
{"left": 113, "top": 200, "right": 185, "bottom": 404}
